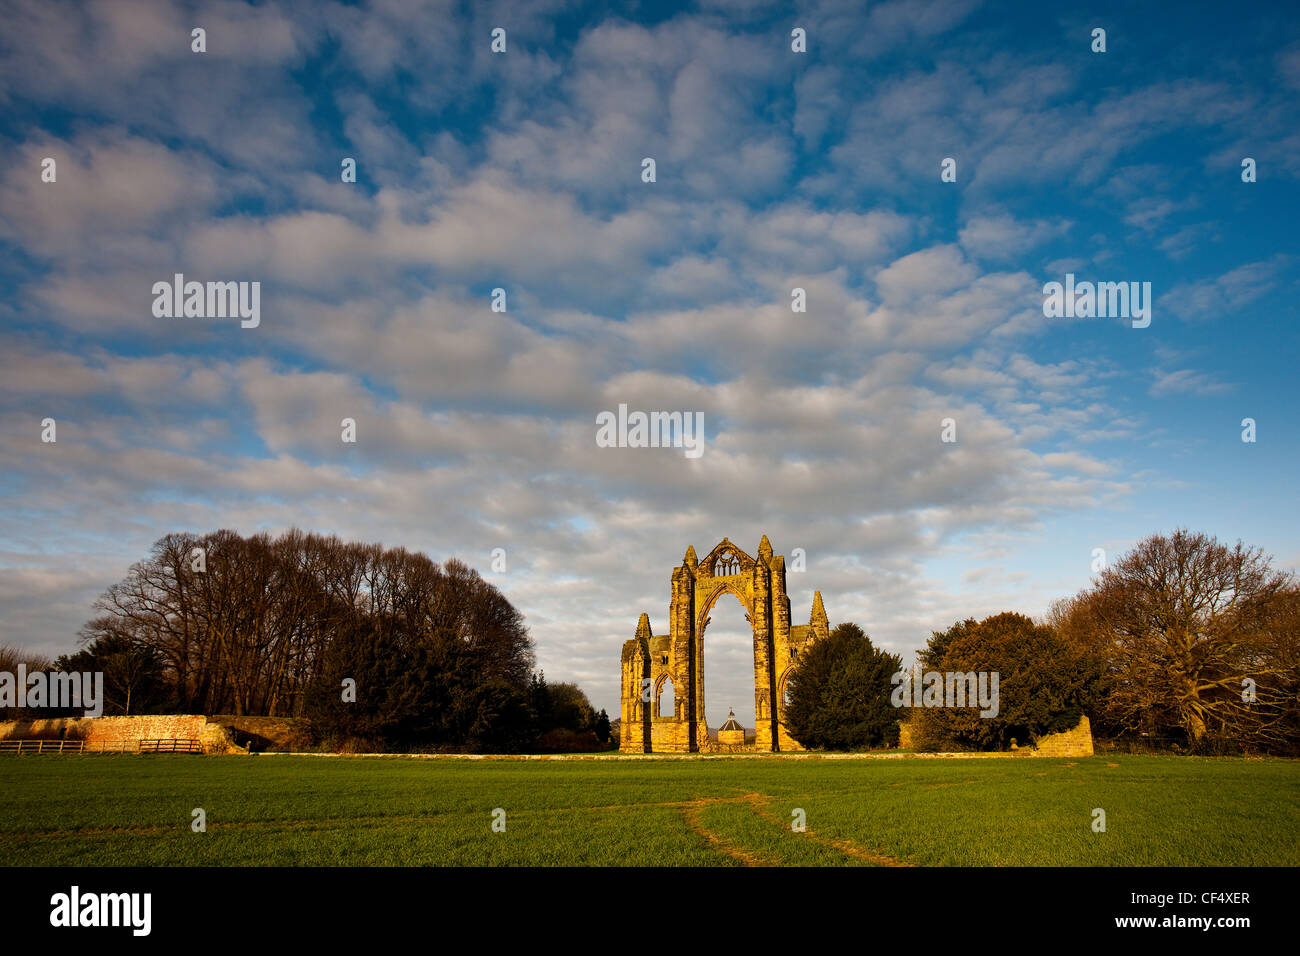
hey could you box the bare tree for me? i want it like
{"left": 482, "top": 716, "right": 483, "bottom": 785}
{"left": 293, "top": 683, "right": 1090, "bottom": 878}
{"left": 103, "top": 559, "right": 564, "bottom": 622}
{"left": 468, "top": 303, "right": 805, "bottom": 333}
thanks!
{"left": 0, "top": 643, "right": 55, "bottom": 720}
{"left": 1054, "top": 529, "right": 1297, "bottom": 748}
{"left": 77, "top": 529, "right": 536, "bottom": 722}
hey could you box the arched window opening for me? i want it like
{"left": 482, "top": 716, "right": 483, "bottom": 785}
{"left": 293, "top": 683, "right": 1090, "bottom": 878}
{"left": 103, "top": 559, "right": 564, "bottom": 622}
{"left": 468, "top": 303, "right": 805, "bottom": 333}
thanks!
{"left": 714, "top": 552, "right": 741, "bottom": 576}
{"left": 657, "top": 677, "right": 676, "bottom": 718}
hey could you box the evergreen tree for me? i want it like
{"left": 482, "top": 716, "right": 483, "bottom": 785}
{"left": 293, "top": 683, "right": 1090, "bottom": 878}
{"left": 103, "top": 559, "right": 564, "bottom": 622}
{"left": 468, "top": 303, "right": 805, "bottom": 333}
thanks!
{"left": 784, "top": 622, "right": 901, "bottom": 750}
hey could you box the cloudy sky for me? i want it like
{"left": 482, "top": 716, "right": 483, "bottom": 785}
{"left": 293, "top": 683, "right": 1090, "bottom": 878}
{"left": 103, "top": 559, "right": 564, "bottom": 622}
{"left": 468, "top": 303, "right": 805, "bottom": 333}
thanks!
{"left": 2, "top": 0, "right": 1298, "bottom": 728}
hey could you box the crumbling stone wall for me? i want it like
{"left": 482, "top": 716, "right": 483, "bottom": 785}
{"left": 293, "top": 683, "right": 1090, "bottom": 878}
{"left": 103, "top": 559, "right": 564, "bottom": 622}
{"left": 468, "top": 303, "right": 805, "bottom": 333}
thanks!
{"left": 0, "top": 715, "right": 237, "bottom": 752}
{"left": 1031, "top": 716, "right": 1094, "bottom": 757}
{"left": 897, "top": 714, "right": 1093, "bottom": 756}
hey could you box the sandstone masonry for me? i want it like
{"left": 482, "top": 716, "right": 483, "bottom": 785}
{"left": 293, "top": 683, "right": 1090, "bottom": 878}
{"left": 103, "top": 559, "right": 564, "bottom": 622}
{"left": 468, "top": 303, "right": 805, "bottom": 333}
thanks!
{"left": 620, "top": 536, "right": 830, "bottom": 753}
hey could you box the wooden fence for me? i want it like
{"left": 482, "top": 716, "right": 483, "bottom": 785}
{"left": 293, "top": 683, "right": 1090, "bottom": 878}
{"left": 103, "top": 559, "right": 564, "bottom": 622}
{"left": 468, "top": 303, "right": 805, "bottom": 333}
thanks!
{"left": 0, "top": 737, "right": 206, "bottom": 755}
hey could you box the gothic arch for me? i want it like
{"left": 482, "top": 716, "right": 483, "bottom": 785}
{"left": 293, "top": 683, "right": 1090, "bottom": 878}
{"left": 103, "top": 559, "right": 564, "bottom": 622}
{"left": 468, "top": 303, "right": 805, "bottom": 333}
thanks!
{"left": 654, "top": 674, "right": 676, "bottom": 718}
{"left": 698, "top": 582, "right": 752, "bottom": 632}
{"left": 619, "top": 536, "right": 833, "bottom": 753}
{"left": 777, "top": 668, "right": 794, "bottom": 717}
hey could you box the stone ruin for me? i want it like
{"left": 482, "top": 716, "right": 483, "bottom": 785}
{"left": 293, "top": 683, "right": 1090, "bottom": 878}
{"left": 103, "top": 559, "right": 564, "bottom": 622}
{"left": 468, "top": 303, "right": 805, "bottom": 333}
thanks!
{"left": 619, "top": 536, "right": 830, "bottom": 753}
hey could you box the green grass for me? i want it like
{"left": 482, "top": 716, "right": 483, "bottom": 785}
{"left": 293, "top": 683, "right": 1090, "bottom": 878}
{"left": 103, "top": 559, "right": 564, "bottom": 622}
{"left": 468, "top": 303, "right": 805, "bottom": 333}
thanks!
{"left": 1, "top": 754, "right": 1295, "bottom": 866}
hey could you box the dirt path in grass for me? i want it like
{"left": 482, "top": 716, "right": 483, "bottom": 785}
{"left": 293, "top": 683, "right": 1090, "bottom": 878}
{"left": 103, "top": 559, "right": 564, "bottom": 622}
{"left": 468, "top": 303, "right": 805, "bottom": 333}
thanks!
{"left": 680, "top": 793, "right": 779, "bottom": 866}
{"left": 19, "top": 789, "right": 913, "bottom": 867}
{"left": 745, "top": 794, "right": 913, "bottom": 867}
{"left": 678, "top": 791, "right": 913, "bottom": 867}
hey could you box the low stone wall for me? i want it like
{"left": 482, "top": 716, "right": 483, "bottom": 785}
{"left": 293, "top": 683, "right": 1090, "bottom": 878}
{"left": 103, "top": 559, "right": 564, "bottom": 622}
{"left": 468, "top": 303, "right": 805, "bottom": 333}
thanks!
{"left": 0, "top": 715, "right": 238, "bottom": 753}
{"left": 897, "top": 714, "right": 1092, "bottom": 757}
{"left": 1031, "top": 715, "right": 1094, "bottom": 757}
{"left": 701, "top": 740, "right": 751, "bottom": 754}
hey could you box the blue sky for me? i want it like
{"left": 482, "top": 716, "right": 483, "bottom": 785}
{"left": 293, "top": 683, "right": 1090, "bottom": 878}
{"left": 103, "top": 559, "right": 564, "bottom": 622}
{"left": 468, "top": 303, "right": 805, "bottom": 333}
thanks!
{"left": 1, "top": 0, "right": 1298, "bottom": 728}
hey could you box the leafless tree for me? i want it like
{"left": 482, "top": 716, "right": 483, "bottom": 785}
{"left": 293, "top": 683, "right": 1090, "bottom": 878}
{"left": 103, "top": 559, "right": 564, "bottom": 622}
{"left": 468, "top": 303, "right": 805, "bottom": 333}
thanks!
{"left": 1053, "top": 529, "right": 1298, "bottom": 748}
{"left": 76, "top": 529, "right": 535, "bottom": 718}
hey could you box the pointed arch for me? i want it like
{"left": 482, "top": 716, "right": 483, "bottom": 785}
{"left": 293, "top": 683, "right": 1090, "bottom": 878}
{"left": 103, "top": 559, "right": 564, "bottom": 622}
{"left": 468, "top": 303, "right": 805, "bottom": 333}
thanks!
{"left": 655, "top": 674, "right": 676, "bottom": 718}
{"left": 698, "top": 581, "right": 753, "bottom": 631}
{"left": 618, "top": 536, "right": 832, "bottom": 754}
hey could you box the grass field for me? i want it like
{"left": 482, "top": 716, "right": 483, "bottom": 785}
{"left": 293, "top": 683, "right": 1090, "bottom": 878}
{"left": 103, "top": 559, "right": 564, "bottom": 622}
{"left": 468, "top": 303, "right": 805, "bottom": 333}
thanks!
{"left": 2, "top": 754, "right": 1296, "bottom": 866}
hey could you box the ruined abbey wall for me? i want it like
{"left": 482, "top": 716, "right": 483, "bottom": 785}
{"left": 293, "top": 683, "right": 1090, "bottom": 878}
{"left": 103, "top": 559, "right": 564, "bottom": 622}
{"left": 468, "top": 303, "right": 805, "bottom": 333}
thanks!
{"left": 620, "top": 536, "right": 830, "bottom": 754}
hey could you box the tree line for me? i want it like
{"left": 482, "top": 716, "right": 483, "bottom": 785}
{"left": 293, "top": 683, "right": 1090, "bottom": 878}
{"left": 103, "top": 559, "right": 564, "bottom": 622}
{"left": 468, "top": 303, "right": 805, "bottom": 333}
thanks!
{"left": 2, "top": 529, "right": 609, "bottom": 753}
{"left": 783, "top": 529, "right": 1300, "bottom": 755}
{"left": 8, "top": 525, "right": 1295, "bottom": 755}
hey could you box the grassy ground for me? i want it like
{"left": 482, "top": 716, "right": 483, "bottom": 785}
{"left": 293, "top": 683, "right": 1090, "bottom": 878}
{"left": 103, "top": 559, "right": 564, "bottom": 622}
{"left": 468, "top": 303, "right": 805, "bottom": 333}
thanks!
{"left": 1, "top": 754, "right": 1295, "bottom": 866}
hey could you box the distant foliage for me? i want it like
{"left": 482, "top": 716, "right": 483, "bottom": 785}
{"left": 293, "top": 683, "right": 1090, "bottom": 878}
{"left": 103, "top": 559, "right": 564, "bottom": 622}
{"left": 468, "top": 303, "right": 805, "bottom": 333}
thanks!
{"left": 55, "top": 635, "right": 169, "bottom": 716}
{"left": 784, "top": 622, "right": 901, "bottom": 750}
{"left": 528, "top": 674, "right": 611, "bottom": 752}
{"left": 1052, "top": 529, "right": 1300, "bottom": 755}
{"left": 912, "top": 612, "right": 1104, "bottom": 752}
{"left": 0, "top": 643, "right": 54, "bottom": 720}
{"left": 72, "top": 528, "right": 559, "bottom": 752}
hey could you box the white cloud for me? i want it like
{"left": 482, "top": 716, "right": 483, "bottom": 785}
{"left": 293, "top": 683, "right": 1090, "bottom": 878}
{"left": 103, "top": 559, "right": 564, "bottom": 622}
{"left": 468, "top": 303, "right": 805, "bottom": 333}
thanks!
{"left": 2, "top": 0, "right": 1292, "bottom": 721}
{"left": 1158, "top": 256, "right": 1290, "bottom": 322}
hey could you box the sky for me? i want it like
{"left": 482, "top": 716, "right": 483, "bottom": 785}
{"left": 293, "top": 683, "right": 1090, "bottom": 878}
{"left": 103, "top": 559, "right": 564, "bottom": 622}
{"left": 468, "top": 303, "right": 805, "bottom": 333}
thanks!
{"left": 1, "top": 0, "right": 1298, "bottom": 730}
